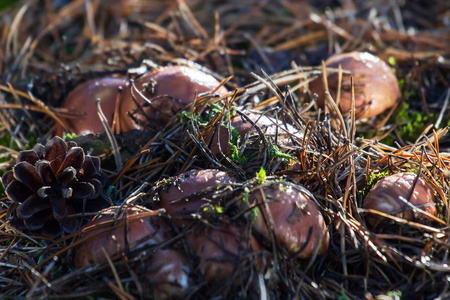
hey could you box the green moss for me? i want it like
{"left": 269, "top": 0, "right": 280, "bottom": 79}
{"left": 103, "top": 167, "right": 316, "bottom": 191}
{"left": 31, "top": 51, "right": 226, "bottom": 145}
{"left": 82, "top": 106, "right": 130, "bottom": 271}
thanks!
{"left": 0, "top": 0, "right": 18, "bottom": 10}
{"left": 396, "top": 102, "right": 436, "bottom": 142}
{"left": 270, "top": 144, "right": 294, "bottom": 161}
{"left": 382, "top": 100, "right": 437, "bottom": 146}
{"left": 229, "top": 142, "right": 249, "bottom": 164}
{"left": 227, "top": 125, "right": 259, "bottom": 164}
{"left": 368, "top": 169, "right": 390, "bottom": 187}
{"left": 379, "top": 76, "right": 441, "bottom": 145}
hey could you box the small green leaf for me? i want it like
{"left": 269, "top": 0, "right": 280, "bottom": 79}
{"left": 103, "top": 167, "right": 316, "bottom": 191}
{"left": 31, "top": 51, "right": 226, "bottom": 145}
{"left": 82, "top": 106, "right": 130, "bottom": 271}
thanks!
{"left": 63, "top": 133, "right": 77, "bottom": 140}
{"left": 243, "top": 187, "right": 250, "bottom": 204}
{"left": 270, "top": 144, "right": 294, "bottom": 161}
{"left": 257, "top": 167, "right": 266, "bottom": 184}
{"left": 388, "top": 56, "right": 396, "bottom": 66}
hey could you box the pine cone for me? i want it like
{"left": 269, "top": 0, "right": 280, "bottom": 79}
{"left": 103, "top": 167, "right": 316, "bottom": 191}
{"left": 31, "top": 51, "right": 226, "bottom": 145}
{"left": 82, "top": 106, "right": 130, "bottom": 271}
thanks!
{"left": 2, "top": 136, "right": 109, "bottom": 237}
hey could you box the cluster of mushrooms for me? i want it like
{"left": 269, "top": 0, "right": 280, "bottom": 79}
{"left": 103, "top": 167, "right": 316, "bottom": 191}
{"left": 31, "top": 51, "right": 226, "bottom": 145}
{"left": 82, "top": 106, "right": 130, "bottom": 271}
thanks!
{"left": 2, "top": 51, "right": 441, "bottom": 297}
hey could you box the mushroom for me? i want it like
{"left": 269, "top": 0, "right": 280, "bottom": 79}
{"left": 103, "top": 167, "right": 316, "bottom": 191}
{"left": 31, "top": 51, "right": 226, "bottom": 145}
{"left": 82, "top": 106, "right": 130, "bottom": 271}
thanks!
{"left": 187, "top": 225, "right": 261, "bottom": 283}
{"left": 206, "top": 111, "right": 301, "bottom": 155}
{"left": 363, "top": 173, "right": 438, "bottom": 228}
{"left": 63, "top": 77, "right": 126, "bottom": 135}
{"left": 74, "top": 205, "right": 191, "bottom": 298}
{"left": 73, "top": 206, "right": 170, "bottom": 267}
{"left": 119, "top": 65, "right": 228, "bottom": 132}
{"left": 140, "top": 249, "right": 190, "bottom": 299}
{"left": 156, "top": 169, "right": 235, "bottom": 226}
{"left": 205, "top": 111, "right": 304, "bottom": 178}
{"left": 309, "top": 51, "right": 401, "bottom": 119}
{"left": 249, "top": 182, "right": 329, "bottom": 258}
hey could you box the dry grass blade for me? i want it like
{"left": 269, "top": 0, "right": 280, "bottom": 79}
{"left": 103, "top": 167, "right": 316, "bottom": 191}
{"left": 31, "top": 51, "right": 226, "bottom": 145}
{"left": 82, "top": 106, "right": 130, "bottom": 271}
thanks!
{"left": 96, "top": 99, "right": 122, "bottom": 171}
{"left": 101, "top": 247, "right": 128, "bottom": 299}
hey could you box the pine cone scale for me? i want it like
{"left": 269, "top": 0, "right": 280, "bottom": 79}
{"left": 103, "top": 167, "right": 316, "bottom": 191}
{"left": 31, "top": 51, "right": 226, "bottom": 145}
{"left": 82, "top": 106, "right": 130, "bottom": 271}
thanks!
{"left": 44, "top": 137, "right": 68, "bottom": 173}
{"left": 50, "top": 196, "right": 69, "bottom": 220}
{"left": 6, "top": 181, "right": 33, "bottom": 203}
{"left": 58, "top": 167, "right": 77, "bottom": 187}
{"left": 36, "top": 161, "right": 56, "bottom": 185}
{"left": 81, "top": 156, "right": 101, "bottom": 178}
{"left": 24, "top": 209, "right": 53, "bottom": 230}
{"left": 17, "top": 195, "right": 51, "bottom": 218}
{"left": 17, "top": 150, "right": 39, "bottom": 165}
{"left": 1, "top": 170, "right": 14, "bottom": 187}
{"left": 70, "top": 182, "right": 95, "bottom": 199}
{"left": 13, "top": 162, "right": 43, "bottom": 191}
{"left": 60, "top": 217, "right": 79, "bottom": 233}
{"left": 58, "top": 147, "right": 85, "bottom": 173}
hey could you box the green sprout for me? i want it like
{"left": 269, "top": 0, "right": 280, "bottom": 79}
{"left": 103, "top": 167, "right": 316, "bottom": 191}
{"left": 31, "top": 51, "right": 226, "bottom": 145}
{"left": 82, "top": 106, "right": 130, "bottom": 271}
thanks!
{"left": 270, "top": 144, "right": 294, "bottom": 161}
{"left": 230, "top": 126, "right": 240, "bottom": 145}
{"left": 229, "top": 143, "right": 250, "bottom": 164}
{"left": 388, "top": 56, "right": 396, "bottom": 66}
{"left": 242, "top": 187, "right": 258, "bottom": 222}
{"left": 227, "top": 125, "right": 254, "bottom": 164}
{"left": 251, "top": 207, "right": 259, "bottom": 221}
{"left": 243, "top": 187, "right": 250, "bottom": 204}
{"left": 257, "top": 167, "right": 267, "bottom": 184}
{"left": 178, "top": 110, "right": 194, "bottom": 123}
{"left": 63, "top": 133, "right": 77, "bottom": 140}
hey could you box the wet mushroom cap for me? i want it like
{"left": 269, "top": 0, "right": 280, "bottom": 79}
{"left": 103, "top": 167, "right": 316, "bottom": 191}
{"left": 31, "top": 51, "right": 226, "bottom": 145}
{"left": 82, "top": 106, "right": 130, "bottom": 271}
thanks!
{"left": 119, "top": 65, "right": 228, "bottom": 132}
{"left": 156, "top": 169, "right": 235, "bottom": 226}
{"left": 63, "top": 77, "right": 126, "bottom": 135}
{"left": 187, "top": 225, "right": 261, "bottom": 283}
{"left": 205, "top": 111, "right": 304, "bottom": 178}
{"left": 207, "top": 111, "right": 301, "bottom": 155}
{"left": 309, "top": 51, "right": 401, "bottom": 119}
{"left": 249, "top": 183, "right": 329, "bottom": 258}
{"left": 363, "top": 172, "right": 438, "bottom": 228}
{"left": 73, "top": 206, "right": 169, "bottom": 267}
{"left": 141, "top": 249, "right": 190, "bottom": 299}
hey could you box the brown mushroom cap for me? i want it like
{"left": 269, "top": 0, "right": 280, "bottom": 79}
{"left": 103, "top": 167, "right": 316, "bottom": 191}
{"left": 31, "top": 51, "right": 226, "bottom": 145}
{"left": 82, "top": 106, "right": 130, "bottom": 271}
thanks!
{"left": 207, "top": 111, "right": 301, "bottom": 155}
{"left": 63, "top": 77, "right": 126, "bottom": 135}
{"left": 187, "top": 225, "right": 261, "bottom": 283}
{"left": 309, "top": 51, "right": 401, "bottom": 119}
{"left": 119, "top": 65, "right": 228, "bottom": 132}
{"left": 73, "top": 206, "right": 170, "bottom": 267}
{"left": 156, "top": 169, "right": 235, "bottom": 226}
{"left": 249, "top": 183, "right": 329, "bottom": 258}
{"left": 205, "top": 112, "right": 304, "bottom": 178}
{"left": 141, "top": 249, "right": 190, "bottom": 299}
{"left": 363, "top": 172, "right": 438, "bottom": 228}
